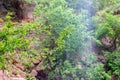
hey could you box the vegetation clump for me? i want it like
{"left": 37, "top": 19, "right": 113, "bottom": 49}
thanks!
{"left": 0, "top": 0, "right": 120, "bottom": 80}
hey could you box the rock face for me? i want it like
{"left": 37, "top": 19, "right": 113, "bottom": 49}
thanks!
{"left": 101, "top": 37, "right": 114, "bottom": 48}
{"left": 30, "top": 69, "right": 37, "bottom": 77}
{"left": 0, "top": 0, "right": 35, "bottom": 21}
{"left": 113, "top": 10, "right": 120, "bottom": 15}
{"left": 100, "top": 36, "right": 116, "bottom": 51}
{"left": 22, "top": 4, "right": 35, "bottom": 21}
{"left": 35, "top": 70, "right": 46, "bottom": 80}
{"left": 112, "top": 75, "right": 120, "bottom": 80}
{"left": 0, "top": 2, "right": 7, "bottom": 15}
{"left": 0, "top": 70, "right": 25, "bottom": 80}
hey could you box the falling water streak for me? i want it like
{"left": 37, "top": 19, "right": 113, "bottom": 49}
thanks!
{"left": 78, "top": 0, "right": 98, "bottom": 74}
{"left": 82, "top": 0, "right": 95, "bottom": 53}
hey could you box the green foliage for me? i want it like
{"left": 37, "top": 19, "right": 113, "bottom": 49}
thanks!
{"left": 0, "top": 56, "right": 6, "bottom": 69}
{"left": 26, "top": 76, "right": 36, "bottom": 80}
{"left": 0, "top": 21, "right": 38, "bottom": 54}
{"left": 94, "top": 0, "right": 120, "bottom": 10}
{"left": 94, "top": 1, "right": 120, "bottom": 79}
{"left": 34, "top": 0, "right": 82, "bottom": 34}
{"left": 40, "top": 26, "right": 73, "bottom": 70}
{"left": 85, "top": 63, "right": 111, "bottom": 80}
{"left": 95, "top": 12, "right": 120, "bottom": 49}
{"left": 82, "top": 53, "right": 111, "bottom": 80}
{"left": 2, "top": 0, "right": 119, "bottom": 79}
{"left": 105, "top": 51, "right": 120, "bottom": 76}
{"left": 0, "top": 13, "right": 40, "bottom": 70}
{"left": 33, "top": 0, "right": 109, "bottom": 80}
{"left": 65, "top": 24, "right": 87, "bottom": 55}
{"left": 48, "top": 53, "right": 110, "bottom": 80}
{"left": 48, "top": 60, "right": 81, "bottom": 80}
{"left": 95, "top": 22, "right": 115, "bottom": 39}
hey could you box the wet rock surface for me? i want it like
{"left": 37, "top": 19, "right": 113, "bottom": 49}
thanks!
{"left": 0, "top": 60, "right": 47, "bottom": 80}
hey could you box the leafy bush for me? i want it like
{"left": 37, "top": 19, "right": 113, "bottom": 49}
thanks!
{"left": 34, "top": 0, "right": 83, "bottom": 34}
{"left": 95, "top": 12, "right": 120, "bottom": 52}
{"left": 94, "top": 3, "right": 120, "bottom": 78}
{"left": 0, "top": 13, "right": 40, "bottom": 70}
{"left": 33, "top": 0, "right": 108, "bottom": 80}
{"left": 1, "top": 0, "right": 118, "bottom": 80}
{"left": 48, "top": 53, "right": 110, "bottom": 80}
{"left": 105, "top": 51, "right": 120, "bottom": 76}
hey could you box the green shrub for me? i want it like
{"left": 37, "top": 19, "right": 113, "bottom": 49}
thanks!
{"left": 33, "top": 0, "right": 113, "bottom": 80}
{"left": 0, "top": 13, "right": 40, "bottom": 70}
{"left": 105, "top": 51, "right": 120, "bottom": 76}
